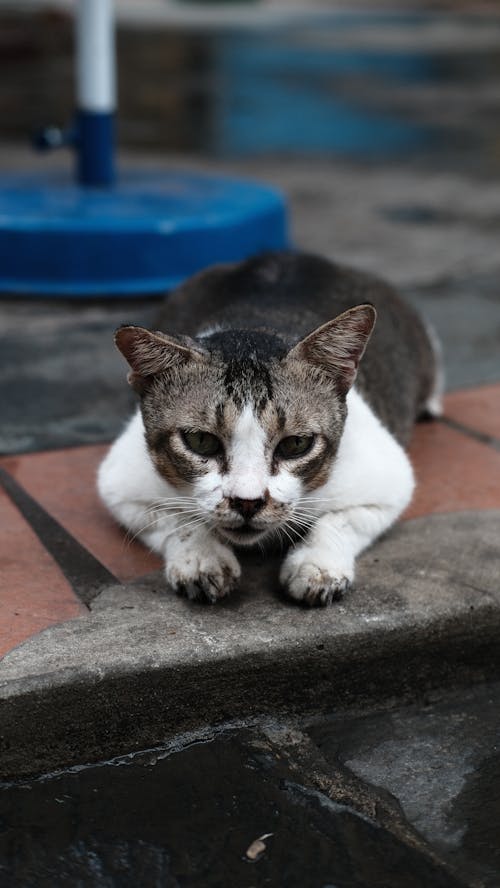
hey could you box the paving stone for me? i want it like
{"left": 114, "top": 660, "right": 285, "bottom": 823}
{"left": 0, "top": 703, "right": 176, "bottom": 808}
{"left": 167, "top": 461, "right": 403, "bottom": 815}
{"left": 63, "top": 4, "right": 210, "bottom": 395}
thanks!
{"left": 0, "top": 484, "right": 85, "bottom": 659}
{"left": 406, "top": 420, "right": 500, "bottom": 519}
{"left": 0, "top": 447, "right": 161, "bottom": 583}
{"left": 444, "top": 383, "right": 500, "bottom": 442}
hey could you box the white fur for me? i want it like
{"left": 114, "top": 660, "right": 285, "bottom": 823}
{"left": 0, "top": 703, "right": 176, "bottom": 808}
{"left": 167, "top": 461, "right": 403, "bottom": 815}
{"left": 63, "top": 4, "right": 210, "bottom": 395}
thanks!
{"left": 198, "top": 324, "right": 226, "bottom": 339}
{"left": 98, "top": 389, "right": 414, "bottom": 604}
{"left": 280, "top": 389, "right": 414, "bottom": 602}
{"left": 225, "top": 404, "right": 269, "bottom": 500}
{"left": 424, "top": 322, "right": 444, "bottom": 417}
{"left": 97, "top": 413, "right": 239, "bottom": 601}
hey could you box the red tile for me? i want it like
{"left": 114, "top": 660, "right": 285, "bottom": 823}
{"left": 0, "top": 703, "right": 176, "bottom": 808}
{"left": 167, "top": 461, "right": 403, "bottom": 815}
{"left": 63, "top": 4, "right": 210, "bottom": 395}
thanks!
{"left": 0, "top": 486, "right": 85, "bottom": 659}
{"left": 406, "top": 421, "right": 500, "bottom": 520}
{"left": 0, "top": 446, "right": 161, "bottom": 583}
{"left": 444, "top": 383, "right": 500, "bottom": 440}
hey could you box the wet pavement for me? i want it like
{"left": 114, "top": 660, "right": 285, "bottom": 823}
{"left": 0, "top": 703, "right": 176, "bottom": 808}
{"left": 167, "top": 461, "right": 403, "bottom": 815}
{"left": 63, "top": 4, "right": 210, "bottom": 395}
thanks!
{"left": 0, "top": 725, "right": 468, "bottom": 888}
{"left": 1, "top": 4, "right": 500, "bottom": 887}
{"left": 3, "top": 682, "right": 500, "bottom": 887}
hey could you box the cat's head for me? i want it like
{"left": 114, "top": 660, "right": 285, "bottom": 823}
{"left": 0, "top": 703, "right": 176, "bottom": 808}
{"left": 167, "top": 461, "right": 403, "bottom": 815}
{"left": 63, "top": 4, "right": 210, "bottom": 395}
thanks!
{"left": 115, "top": 305, "right": 375, "bottom": 547}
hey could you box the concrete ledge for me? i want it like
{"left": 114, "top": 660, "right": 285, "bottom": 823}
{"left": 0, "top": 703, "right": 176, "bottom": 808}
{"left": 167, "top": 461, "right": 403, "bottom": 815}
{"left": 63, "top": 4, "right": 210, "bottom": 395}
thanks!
{"left": 1, "top": 511, "right": 500, "bottom": 777}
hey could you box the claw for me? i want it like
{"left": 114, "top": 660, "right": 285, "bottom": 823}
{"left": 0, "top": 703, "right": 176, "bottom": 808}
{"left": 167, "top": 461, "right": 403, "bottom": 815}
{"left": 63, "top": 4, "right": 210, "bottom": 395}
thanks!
{"left": 291, "top": 574, "right": 351, "bottom": 607}
{"left": 174, "top": 571, "right": 236, "bottom": 604}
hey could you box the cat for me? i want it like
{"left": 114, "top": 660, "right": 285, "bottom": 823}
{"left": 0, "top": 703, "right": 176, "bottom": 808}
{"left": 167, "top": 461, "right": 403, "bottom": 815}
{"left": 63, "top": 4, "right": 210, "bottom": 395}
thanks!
{"left": 97, "top": 251, "right": 442, "bottom": 607}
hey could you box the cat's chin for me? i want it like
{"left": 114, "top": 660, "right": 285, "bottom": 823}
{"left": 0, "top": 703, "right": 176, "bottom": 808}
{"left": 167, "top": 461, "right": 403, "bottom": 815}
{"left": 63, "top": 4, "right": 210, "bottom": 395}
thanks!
{"left": 216, "top": 525, "right": 269, "bottom": 547}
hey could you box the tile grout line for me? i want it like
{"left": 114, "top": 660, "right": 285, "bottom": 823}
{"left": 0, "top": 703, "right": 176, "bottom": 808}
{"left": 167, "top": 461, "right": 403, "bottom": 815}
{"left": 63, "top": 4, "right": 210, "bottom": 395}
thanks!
{"left": 439, "top": 416, "right": 500, "bottom": 453}
{"left": 0, "top": 467, "right": 119, "bottom": 608}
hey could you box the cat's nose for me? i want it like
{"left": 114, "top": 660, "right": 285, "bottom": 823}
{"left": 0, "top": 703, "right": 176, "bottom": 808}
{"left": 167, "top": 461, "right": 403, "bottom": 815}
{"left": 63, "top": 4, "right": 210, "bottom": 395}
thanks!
{"left": 229, "top": 496, "right": 266, "bottom": 520}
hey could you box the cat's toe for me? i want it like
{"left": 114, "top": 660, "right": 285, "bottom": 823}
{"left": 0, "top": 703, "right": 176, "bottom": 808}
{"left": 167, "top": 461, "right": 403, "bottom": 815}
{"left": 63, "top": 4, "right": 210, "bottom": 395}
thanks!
{"left": 173, "top": 569, "right": 238, "bottom": 604}
{"left": 175, "top": 576, "right": 220, "bottom": 604}
{"left": 281, "top": 558, "right": 352, "bottom": 607}
{"left": 303, "top": 572, "right": 350, "bottom": 607}
{"left": 167, "top": 545, "right": 241, "bottom": 604}
{"left": 197, "top": 574, "right": 224, "bottom": 604}
{"left": 198, "top": 567, "right": 239, "bottom": 603}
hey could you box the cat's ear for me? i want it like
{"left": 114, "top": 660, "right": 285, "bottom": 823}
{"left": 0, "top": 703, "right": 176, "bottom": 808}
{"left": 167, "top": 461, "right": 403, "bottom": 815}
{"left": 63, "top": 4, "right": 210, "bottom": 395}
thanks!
{"left": 115, "top": 325, "right": 206, "bottom": 393}
{"left": 288, "top": 304, "right": 376, "bottom": 395}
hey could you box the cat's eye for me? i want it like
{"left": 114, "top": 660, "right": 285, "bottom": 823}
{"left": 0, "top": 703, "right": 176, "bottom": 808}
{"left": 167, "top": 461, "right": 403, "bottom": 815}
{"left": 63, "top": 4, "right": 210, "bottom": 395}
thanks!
{"left": 276, "top": 434, "right": 315, "bottom": 459}
{"left": 181, "top": 429, "right": 222, "bottom": 457}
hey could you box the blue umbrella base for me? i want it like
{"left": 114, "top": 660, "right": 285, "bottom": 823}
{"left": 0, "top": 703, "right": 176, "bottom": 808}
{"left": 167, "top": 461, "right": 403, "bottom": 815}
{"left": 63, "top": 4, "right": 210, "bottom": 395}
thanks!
{"left": 0, "top": 169, "right": 288, "bottom": 297}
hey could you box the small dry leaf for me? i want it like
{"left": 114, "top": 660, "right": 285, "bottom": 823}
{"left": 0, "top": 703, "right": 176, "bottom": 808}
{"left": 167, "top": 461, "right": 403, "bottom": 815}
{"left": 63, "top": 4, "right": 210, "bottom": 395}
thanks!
{"left": 245, "top": 832, "right": 273, "bottom": 861}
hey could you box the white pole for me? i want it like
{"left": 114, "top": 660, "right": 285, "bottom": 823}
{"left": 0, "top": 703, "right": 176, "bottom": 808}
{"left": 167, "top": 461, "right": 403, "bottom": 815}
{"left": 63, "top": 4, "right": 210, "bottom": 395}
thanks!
{"left": 76, "top": 0, "right": 116, "bottom": 113}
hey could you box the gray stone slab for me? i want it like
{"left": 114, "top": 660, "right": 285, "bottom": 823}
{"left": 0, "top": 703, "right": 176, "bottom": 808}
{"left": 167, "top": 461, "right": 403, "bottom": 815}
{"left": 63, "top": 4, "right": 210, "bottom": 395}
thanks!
{"left": 310, "top": 680, "right": 500, "bottom": 887}
{"left": 1, "top": 510, "right": 500, "bottom": 777}
{"left": 0, "top": 298, "right": 160, "bottom": 454}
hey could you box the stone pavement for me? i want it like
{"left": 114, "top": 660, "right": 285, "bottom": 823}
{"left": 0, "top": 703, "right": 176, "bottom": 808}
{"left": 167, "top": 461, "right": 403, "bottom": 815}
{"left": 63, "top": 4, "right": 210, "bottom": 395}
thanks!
{"left": 1, "top": 721, "right": 474, "bottom": 888}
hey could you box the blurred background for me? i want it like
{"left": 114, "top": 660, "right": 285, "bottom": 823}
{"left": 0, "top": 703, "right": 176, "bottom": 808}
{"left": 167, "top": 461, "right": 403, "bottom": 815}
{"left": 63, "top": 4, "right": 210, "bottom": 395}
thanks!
{"left": 1, "top": 0, "right": 499, "bottom": 453}
{"left": 2, "top": 0, "right": 500, "bottom": 165}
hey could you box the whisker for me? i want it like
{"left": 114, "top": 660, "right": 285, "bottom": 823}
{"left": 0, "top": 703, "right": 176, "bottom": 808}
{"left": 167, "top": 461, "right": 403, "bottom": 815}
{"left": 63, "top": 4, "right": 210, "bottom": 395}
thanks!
{"left": 297, "top": 494, "right": 336, "bottom": 500}
{"left": 279, "top": 522, "right": 299, "bottom": 548}
{"left": 159, "top": 515, "right": 211, "bottom": 546}
{"left": 145, "top": 499, "right": 202, "bottom": 511}
{"left": 146, "top": 503, "right": 200, "bottom": 514}
{"left": 124, "top": 514, "right": 168, "bottom": 547}
{"left": 291, "top": 511, "right": 321, "bottom": 524}
{"left": 287, "top": 515, "right": 314, "bottom": 527}
{"left": 284, "top": 512, "right": 348, "bottom": 550}
{"left": 274, "top": 527, "right": 285, "bottom": 553}
{"left": 125, "top": 512, "right": 208, "bottom": 548}
{"left": 273, "top": 526, "right": 288, "bottom": 553}
{"left": 145, "top": 506, "right": 206, "bottom": 519}
{"left": 150, "top": 495, "right": 200, "bottom": 503}
{"left": 284, "top": 525, "right": 309, "bottom": 544}
{"left": 296, "top": 498, "right": 336, "bottom": 507}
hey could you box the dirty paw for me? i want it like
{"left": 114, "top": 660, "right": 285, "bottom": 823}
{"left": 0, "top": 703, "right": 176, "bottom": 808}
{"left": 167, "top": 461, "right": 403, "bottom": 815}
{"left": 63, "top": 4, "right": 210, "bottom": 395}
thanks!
{"left": 174, "top": 567, "right": 240, "bottom": 604}
{"left": 165, "top": 542, "right": 241, "bottom": 604}
{"left": 280, "top": 556, "right": 353, "bottom": 607}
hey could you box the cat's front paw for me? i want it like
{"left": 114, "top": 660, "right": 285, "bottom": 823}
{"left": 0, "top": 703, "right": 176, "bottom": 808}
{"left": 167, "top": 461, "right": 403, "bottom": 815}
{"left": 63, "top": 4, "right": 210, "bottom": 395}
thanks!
{"left": 280, "top": 547, "right": 353, "bottom": 607}
{"left": 165, "top": 538, "right": 241, "bottom": 604}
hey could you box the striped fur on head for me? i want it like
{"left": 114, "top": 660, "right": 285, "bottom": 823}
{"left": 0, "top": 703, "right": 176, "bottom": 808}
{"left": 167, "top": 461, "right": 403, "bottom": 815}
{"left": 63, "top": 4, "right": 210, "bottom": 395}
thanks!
{"left": 114, "top": 308, "right": 374, "bottom": 545}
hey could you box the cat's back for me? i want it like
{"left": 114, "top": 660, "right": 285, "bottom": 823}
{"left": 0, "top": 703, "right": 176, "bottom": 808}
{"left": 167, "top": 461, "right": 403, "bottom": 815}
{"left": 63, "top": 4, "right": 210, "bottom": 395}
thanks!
{"left": 157, "top": 251, "right": 366, "bottom": 340}
{"left": 156, "top": 251, "right": 438, "bottom": 444}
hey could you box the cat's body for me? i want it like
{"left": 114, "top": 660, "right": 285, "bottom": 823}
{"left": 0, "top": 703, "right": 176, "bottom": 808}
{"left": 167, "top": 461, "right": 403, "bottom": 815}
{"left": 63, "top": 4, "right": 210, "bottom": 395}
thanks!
{"left": 98, "top": 252, "right": 441, "bottom": 606}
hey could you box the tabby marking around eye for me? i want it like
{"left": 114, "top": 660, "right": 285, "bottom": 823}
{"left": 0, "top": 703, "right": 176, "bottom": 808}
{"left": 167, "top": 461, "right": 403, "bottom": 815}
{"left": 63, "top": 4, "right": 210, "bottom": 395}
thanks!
{"left": 182, "top": 430, "right": 222, "bottom": 457}
{"left": 276, "top": 435, "right": 315, "bottom": 460}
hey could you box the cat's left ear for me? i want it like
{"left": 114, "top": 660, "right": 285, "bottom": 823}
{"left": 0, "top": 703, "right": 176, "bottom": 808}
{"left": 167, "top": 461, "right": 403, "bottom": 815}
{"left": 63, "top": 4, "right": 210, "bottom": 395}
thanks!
{"left": 115, "top": 325, "right": 206, "bottom": 393}
{"left": 287, "top": 304, "right": 376, "bottom": 395}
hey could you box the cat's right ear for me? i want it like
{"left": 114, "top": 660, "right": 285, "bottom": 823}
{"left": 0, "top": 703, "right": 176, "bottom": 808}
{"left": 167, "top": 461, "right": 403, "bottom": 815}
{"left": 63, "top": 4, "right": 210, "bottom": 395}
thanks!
{"left": 115, "top": 325, "right": 206, "bottom": 394}
{"left": 287, "top": 304, "right": 376, "bottom": 395}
